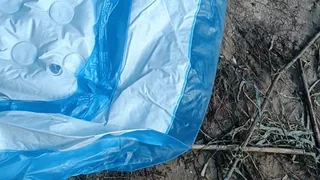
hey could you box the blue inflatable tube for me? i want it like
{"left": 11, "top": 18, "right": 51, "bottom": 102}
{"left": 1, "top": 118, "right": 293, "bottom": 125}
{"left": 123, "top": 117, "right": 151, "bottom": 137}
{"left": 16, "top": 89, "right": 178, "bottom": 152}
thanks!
{"left": 0, "top": 0, "right": 227, "bottom": 179}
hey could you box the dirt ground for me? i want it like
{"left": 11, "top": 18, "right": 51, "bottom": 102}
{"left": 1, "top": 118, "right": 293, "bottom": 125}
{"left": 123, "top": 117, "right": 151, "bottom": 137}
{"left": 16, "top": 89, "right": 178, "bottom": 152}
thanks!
{"left": 72, "top": 0, "right": 320, "bottom": 179}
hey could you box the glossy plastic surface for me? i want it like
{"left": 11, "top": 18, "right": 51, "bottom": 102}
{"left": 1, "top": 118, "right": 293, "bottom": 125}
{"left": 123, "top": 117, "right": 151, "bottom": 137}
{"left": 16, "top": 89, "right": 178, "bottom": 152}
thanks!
{"left": 0, "top": 0, "right": 227, "bottom": 179}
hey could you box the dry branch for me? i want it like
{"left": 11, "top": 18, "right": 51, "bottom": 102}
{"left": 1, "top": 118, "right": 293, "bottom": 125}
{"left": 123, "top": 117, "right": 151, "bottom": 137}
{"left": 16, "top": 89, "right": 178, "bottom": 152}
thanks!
{"left": 299, "top": 60, "right": 320, "bottom": 148}
{"left": 192, "top": 145, "right": 315, "bottom": 156}
{"left": 224, "top": 31, "right": 320, "bottom": 180}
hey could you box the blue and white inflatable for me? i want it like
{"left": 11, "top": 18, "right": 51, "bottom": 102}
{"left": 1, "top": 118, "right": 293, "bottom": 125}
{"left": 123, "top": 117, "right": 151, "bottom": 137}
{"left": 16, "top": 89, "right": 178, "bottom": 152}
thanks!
{"left": 0, "top": 0, "right": 226, "bottom": 179}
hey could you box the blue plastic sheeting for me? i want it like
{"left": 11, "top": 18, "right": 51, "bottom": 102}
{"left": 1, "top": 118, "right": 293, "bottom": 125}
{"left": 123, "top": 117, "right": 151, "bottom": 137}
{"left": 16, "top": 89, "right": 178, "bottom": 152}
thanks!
{"left": 0, "top": 0, "right": 227, "bottom": 179}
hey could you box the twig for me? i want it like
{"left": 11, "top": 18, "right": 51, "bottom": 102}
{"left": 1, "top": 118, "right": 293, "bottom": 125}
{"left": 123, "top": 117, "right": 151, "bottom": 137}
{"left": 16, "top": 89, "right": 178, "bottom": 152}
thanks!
{"left": 224, "top": 31, "right": 320, "bottom": 180}
{"left": 192, "top": 145, "right": 315, "bottom": 156}
{"left": 234, "top": 168, "right": 249, "bottom": 180}
{"left": 248, "top": 154, "right": 265, "bottom": 179}
{"left": 309, "top": 79, "right": 320, "bottom": 93}
{"left": 299, "top": 60, "right": 320, "bottom": 148}
{"left": 200, "top": 129, "right": 213, "bottom": 140}
{"left": 311, "top": 92, "right": 320, "bottom": 97}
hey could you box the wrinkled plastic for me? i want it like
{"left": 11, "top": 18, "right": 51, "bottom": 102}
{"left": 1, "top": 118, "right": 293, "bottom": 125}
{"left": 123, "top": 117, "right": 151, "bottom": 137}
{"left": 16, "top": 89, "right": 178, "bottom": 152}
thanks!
{"left": 0, "top": 0, "right": 227, "bottom": 179}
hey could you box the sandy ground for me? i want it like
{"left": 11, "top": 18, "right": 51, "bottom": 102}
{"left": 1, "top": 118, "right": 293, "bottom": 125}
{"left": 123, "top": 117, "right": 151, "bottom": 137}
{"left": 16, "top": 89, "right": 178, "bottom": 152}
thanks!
{"left": 72, "top": 0, "right": 320, "bottom": 179}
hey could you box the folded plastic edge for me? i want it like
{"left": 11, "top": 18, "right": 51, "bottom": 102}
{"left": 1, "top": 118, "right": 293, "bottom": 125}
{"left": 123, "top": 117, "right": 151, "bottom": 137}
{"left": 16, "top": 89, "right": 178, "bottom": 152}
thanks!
{"left": 0, "top": 130, "right": 189, "bottom": 179}
{"left": 0, "top": 0, "right": 227, "bottom": 178}
{"left": 167, "top": 0, "right": 227, "bottom": 146}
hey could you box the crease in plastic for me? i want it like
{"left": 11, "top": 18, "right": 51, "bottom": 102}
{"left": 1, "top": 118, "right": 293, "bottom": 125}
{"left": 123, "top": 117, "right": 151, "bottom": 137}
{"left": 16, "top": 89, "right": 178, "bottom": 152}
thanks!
{"left": 0, "top": 0, "right": 227, "bottom": 179}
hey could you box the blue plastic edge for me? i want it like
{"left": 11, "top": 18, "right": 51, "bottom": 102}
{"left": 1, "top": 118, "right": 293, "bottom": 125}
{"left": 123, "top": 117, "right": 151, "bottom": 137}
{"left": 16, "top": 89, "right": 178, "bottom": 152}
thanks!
{"left": 165, "top": 0, "right": 202, "bottom": 134}
{"left": 0, "top": 0, "right": 227, "bottom": 179}
{"left": 0, "top": 130, "right": 189, "bottom": 180}
{"left": 167, "top": 0, "right": 227, "bottom": 146}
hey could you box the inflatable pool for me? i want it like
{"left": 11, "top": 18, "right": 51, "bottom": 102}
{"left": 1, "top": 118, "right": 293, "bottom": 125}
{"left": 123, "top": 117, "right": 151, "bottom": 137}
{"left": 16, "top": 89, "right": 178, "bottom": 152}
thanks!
{"left": 0, "top": 0, "right": 226, "bottom": 179}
